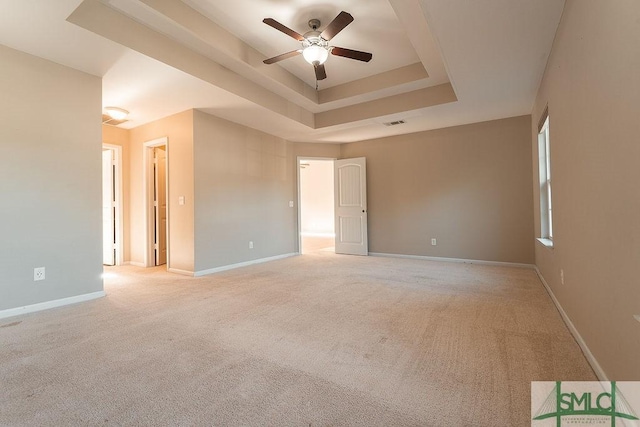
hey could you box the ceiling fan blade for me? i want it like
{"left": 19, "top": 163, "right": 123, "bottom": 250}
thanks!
{"left": 314, "top": 63, "right": 327, "bottom": 80}
{"left": 263, "top": 50, "right": 302, "bottom": 64}
{"left": 320, "top": 11, "right": 353, "bottom": 41}
{"left": 331, "top": 46, "right": 372, "bottom": 62}
{"left": 263, "top": 18, "right": 305, "bottom": 41}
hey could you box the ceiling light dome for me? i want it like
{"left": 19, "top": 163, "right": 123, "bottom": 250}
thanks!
{"left": 104, "top": 106, "right": 129, "bottom": 121}
{"left": 302, "top": 45, "right": 329, "bottom": 65}
{"left": 302, "top": 34, "right": 329, "bottom": 65}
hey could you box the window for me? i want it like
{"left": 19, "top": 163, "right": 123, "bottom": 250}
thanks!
{"left": 538, "top": 111, "right": 553, "bottom": 245}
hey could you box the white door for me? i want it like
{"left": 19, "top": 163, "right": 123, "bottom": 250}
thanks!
{"left": 334, "top": 157, "right": 368, "bottom": 255}
{"left": 154, "top": 146, "right": 167, "bottom": 266}
{"left": 102, "top": 149, "right": 115, "bottom": 265}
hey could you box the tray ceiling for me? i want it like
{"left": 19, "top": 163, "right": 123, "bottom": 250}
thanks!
{"left": 0, "top": 0, "right": 565, "bottom": 143}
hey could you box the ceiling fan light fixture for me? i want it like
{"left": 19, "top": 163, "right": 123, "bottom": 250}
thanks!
{"left": 302, "top": 44, "right": 329, "bottom": 65}
{"left": 104, "top": 106, "right": 129, "bottom": 121}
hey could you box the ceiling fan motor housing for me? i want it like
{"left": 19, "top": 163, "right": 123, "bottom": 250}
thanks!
{"left": 308, "top": 19, "right": 321, "bottom": 30}
{"left": 302, "top": 31, "right": 328, "bottom": 49}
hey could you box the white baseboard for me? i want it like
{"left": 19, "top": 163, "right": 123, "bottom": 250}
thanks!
{"left": 194, "top": 253, "right": 297, "bottom": 277}
{"left": 369, "top": 252, "right": 535, "bottom": 269}
{"left": 534, "top": 267, "right": 608, "bottom": 381}
{"left": 0, "top": 291, "right": 106, "bottom": 320}
{"left": 167, "top": 268, "right": 194, "bottom": 276}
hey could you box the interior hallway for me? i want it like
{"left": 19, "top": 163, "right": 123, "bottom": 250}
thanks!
{"left": 301, "top": 235, "right": 335, "bottom": 253}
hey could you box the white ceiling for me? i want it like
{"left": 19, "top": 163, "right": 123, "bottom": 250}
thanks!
{"left": 182, "top": 0, "right": 420, "bottom": 87}
{"left": 0, "top": 0, "right": 565, "bottom": 143}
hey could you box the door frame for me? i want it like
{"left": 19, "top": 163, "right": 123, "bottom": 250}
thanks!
{"left": 143, "top": 137, "right": 169, "bottom": 268}
{"left": 102, "top": 143, "right": 123, "bottom": 266}
{"left": 296, "top": 156, "right": 336, "bottom": 254}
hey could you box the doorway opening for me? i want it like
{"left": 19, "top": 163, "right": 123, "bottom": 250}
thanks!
{"left": 102, "top": 144, "right": 123, "bottom": 266}
{"left": 144, "top": 137, "right": 169, "bottom": 268}
{"left": 297, "top": 157, "right": 335, "bottom": 254}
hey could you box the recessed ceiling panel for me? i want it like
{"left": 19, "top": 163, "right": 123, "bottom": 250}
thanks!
{"left": 182, "top": 0, "right": 420, "bottom": 88}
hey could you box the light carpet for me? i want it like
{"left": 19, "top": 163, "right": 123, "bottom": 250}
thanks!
{"left": 0, "top": 252, "right": 596, "bottom": 426}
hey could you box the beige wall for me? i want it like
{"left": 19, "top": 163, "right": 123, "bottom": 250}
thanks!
{"left": 193, "top": 110, "right": 296, "bottom": 272}
{"left": 102, "top": 125, "right": 131, "bottom": 262}
{"left": 129, "top": 110, "right": 195, "bottom": 272}
{"left": 341, "top": 116, "right": 534, "bottom": 264}
{"left": 531, "top": 0, "right": 640, "bottom": 379}
{"left": 0, "top": 44, "right": 103, "bottom": 311}
{"left": 293, "top": 142, "right": 341, "bottom": 160}
{"left": 124, "top": 111, "right": 341, "bottom": 273}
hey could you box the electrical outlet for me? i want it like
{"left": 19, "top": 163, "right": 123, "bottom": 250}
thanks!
{"left": 34, "top": 267, "right": 45, "bottom": 281}
{"left": 289, "top": 201, "right": 294, "bottom": 208}
{"left": 249, "top": 241, "right": 254, "bottom": 249}
{"left": 560, "top": 269, "right": 564, "bottom": 285}
{"left": 431, "top": 238, "right": 437, "bottom": 246}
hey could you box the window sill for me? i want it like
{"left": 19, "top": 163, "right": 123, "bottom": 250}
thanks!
{"left": 536, "top": 238, "right": 554, "bottom": 249}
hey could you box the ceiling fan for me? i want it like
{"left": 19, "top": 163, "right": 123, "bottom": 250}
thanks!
{"left": 262, "top": 11, "right": 373, "bottom": 82}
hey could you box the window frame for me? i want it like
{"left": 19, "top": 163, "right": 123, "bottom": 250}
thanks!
{"left": 537, "top": 113, "right": 553, "bottom": 246}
